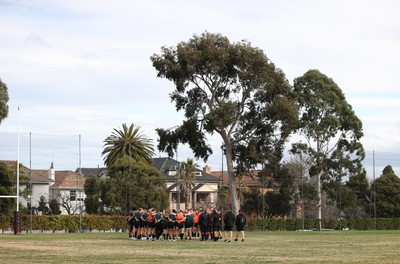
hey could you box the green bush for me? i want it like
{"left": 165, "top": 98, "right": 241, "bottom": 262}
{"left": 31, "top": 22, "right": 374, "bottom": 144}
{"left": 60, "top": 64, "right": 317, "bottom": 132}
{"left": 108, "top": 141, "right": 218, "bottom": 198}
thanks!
{"left": 100, "top": 215, "right": 113, "bottom": 232}
{"left": 83, "top": 215, "right": 99, "bottom": 232}
{"left": 35, "top": 215, "right": 50, "bottom": 233}
{"left": 4, "top": 214, "right": 400, "bottom": 233}
{"left": 111, "top": 215, "right": 128, "bottom": 231}
{"left": 0, "top": 215, "right": 11, "bottom": 233}
{"left": 49, "top": 215, "right": 65, "bottom": 233}
{"left": 64, "top": 215, "right": 80, "bottom": 233}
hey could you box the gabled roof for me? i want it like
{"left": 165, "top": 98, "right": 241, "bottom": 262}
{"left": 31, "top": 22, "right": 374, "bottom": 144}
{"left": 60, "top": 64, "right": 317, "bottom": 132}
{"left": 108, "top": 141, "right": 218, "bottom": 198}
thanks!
{"left": 30, "top": 169, "right": 53, "bottom": 184}
{"left": 0, "top": 160, "right": 53, "bottom": 184}
{"left": 79, "top": 167, "right": 108, "bottom": 177}
{"left": 211, "top": 170, "right": 275, "bottom": 188}
{"left": 152, "top": 157, "right": 219, "bottom": 183}
{"left": 50, "top": 170, "right": 85, "bottom": 190}
{"left": 0, "top": 160, "right": 30, "bottom": 175}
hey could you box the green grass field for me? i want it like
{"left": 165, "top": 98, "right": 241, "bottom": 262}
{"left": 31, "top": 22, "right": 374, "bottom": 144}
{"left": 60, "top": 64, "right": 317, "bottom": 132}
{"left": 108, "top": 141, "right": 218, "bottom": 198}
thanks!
{"left": 1, "top": 231, "right": 399, "bottom": 263}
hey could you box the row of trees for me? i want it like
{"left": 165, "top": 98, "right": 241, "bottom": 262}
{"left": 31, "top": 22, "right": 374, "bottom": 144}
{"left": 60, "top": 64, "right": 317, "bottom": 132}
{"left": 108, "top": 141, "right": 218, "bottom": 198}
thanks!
{"left": 84, "top": 156, "right": 169, "bottom": 215}
{"left": 241, "top": 160, "right": 400, "bottom": 220}
{"left": 2, "top": 33, "right": 399, "bottom": 223}
{"left": 83, "top": 156, "right": 199, "bottom": 215}
{"left": 150, "top": 32, "right": 365, "bottom": 229}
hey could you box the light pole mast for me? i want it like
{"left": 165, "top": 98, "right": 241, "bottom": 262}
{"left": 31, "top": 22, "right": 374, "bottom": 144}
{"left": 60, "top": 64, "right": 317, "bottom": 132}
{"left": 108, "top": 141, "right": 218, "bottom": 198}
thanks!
{"left": 221, "top": 143, "right": 224, "bottom": 214}
{"left": 15, "top": 106, "right": 21, "bottom": 235}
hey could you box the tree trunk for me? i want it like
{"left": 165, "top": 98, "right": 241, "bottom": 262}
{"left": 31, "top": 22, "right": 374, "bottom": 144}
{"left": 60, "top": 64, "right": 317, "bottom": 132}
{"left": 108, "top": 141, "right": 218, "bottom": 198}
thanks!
{"left": 185, "top": 190, "right": 189, "bottom": 210}
{"left": 225, "top": 142, "right": 240, "bottom": 216}
{"left": 317, "top": 171, "right": 322, "bottom": 231}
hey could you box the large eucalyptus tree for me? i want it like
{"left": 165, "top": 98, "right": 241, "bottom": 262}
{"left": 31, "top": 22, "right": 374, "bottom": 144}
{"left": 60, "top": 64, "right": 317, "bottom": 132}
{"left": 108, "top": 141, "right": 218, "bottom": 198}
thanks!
{"left": 151, "top": 32, "right": 298, "bottom": 215}
{"left": 291, "top": 69, "right": 364, "bottom": 229}
{"left": 0, "top": 78, "right": 9, "bottom": 124}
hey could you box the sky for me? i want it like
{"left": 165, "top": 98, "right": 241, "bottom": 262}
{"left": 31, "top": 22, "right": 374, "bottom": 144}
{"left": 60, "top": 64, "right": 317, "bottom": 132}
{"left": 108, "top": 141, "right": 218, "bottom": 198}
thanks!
{"left": 0, "top": 0, "right": 399, "bottom": 179}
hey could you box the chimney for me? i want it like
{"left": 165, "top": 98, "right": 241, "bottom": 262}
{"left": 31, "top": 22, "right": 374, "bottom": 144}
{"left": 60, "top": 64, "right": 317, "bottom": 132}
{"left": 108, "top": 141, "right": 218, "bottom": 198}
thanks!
{"left": 49, "top": 162, "right": 55, "bottom": 181}
{"left": 203, "top": 165, "right": 211, "bottom": 174}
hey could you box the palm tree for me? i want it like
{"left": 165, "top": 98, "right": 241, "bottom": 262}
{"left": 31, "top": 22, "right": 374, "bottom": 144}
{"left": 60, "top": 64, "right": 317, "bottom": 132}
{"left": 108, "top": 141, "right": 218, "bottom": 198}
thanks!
{"left": 179, "top": 158, "right": 197, "bottom": 209}
{"left": 102, "top": 123, "right": 155, "bottom": 167}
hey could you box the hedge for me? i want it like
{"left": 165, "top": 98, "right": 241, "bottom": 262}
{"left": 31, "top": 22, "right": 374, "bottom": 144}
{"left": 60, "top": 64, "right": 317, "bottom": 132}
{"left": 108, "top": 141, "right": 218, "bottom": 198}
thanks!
{"left": 1, "top": 215, "right": 400, "bottom": 233}
{"left": 0, "top": 215, "right": 130, "bottom": 233}
{"left": 245, "top": 217, "right": 400, "bottom": 231}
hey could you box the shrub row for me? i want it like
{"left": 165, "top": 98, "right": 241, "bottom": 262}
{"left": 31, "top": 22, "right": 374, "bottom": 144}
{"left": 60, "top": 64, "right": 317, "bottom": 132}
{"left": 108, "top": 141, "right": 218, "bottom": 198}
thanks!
{"left": 247, "top": 217, "right": 400, "bottom": 231}
{"left": 2, "top": 215, "right": 400, "bottom": 233}
{"left": 0, "top": 214, "right": 128, "bottom": 233}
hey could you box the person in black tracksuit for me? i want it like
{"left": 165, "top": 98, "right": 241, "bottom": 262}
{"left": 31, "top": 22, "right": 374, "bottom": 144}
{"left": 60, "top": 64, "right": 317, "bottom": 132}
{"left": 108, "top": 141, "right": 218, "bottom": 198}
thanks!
{"left": 223, "top": 209, "right": 235, "bottom": 242}
{"left": 128, "top": 210, "right": 135, "bottom": 240}
{"left": 207, "top": 209, "right": 214, "bottom": 240}
{"left": 235, "top": 210, "right": 246, "bottom": 242}
{"left": 199, "top": 209, "right": 209, "bottom": 241}
{"left": 212, "top": 210, "right": 222, "bottom": 241}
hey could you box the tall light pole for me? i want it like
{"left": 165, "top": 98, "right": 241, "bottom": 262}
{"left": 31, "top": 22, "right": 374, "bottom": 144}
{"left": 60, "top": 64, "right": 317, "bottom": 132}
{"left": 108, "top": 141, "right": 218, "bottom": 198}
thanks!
{"left": 15, "top": 106, "right": 21, "bottom": 235}
{"left": 176, "top": 148, "right": 180, "bottom": 210}
{"left": 221, "top": 143, "right": 224, "bottom": 214}
{"left": 261, "top": 163, "right": 265, "bottom": 231}
{"left": 373, "top": 150, "right": 376, "bottom": 230}
{"left": 29, "top": 132, "right": 32, "bottom": 233}
{"left": 301, "top": 163, "right": 304, "bottom": 231}
{"left": 78, "top": 134, "right": 82, "bottom": 233}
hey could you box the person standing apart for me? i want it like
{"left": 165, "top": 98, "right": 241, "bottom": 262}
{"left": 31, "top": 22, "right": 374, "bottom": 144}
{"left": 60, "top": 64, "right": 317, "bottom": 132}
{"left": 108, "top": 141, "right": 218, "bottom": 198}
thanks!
{"left": 128, "top": 209, "right": 135, "bottom": 240}
{"left": 223, "top": 209, "right": 235, "bottom": 242}
{"left": 212, "top": 209, "right": 222, "bottom": 241}
{"left": 234, "top": 209, "right": 246, "bottom": 242}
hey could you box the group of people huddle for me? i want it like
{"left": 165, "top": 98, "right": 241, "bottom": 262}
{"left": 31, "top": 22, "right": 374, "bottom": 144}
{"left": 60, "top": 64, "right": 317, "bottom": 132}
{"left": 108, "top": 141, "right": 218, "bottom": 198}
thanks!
{"left": 127, "top": 207, "right": 247, "bottom": 242}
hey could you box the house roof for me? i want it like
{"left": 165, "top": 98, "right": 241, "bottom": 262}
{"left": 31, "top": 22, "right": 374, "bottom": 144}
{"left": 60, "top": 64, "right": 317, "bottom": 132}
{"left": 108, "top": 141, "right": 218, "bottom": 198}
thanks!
{"left": 210, "top": 170, "right": 275, "bottom": 188}
{"left": 152, "top": 157, "right": 219, "bottom": 183}
{"left": 0, "top": 160, "right": 30, "bottom": 175}
{"left": 79, "top": 167, "right": 108, "bottom": 177}
{"left": 30, "top": 169, "right": 54, "bottom": 184}
{"left": 0, "top": 160, "right": 53, "bottom": 184}
{"left": 50, "top": 170, "right": 85, "bottom": 190}
{"left": 211, "top": 171, "right": 261, "bottom": 187}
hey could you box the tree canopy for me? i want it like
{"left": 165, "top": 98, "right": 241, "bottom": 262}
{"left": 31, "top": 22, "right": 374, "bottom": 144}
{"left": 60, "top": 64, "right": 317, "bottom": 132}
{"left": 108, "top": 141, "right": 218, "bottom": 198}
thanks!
{"left": 103, "top": 157, "right": 169, "bottom": 213}
{"left": 102, "top": 123, "right": 155, "bottom": 167}
{"left": 0, "top": 162, "right": 15, "bottom": 214}
{"left": 151, "top": 32, "right": 298, "bottom": 214}
{"left": 179, "top": 158, "right": 197, "bottom": 209}
{"left": 84, "top": 175, "right": 101, "bottom": 214}
{"left": 291, "top": 69, "right": 364, "bottom": 228}
{"left": 373, "top": 165, "right": 400, "bottom": 217}
{"left": 0, "top": 78, "right": 9, "bottom": 124}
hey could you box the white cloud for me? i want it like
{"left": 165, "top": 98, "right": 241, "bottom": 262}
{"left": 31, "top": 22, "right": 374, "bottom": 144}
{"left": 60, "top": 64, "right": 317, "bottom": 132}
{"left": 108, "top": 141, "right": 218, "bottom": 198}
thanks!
{"left": 1, "top": 0, "right": 400, "bottom": 175}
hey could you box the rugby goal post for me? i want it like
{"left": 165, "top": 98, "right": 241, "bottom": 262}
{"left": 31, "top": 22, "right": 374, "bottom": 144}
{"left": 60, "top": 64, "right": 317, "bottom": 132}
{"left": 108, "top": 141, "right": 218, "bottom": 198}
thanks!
{"left": 0, "top": 195, "right": 21, "bottom": 235}
{"left": 0, "top": 107, "right": 22, "bottom": 234}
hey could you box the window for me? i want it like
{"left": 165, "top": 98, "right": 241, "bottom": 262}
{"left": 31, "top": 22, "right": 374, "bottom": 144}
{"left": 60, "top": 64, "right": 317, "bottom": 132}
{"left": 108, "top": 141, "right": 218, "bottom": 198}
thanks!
{"left": 70, "top": 190, "right": 76, "bottom": 201}
{"left": 172, "top": 192, "right": 186, "bottom": 203}
{"left": 167, "top": 170, "right": 177, "bottom": 176}
{"left": 196, "top": 193, "right": 209, "bottom": 203}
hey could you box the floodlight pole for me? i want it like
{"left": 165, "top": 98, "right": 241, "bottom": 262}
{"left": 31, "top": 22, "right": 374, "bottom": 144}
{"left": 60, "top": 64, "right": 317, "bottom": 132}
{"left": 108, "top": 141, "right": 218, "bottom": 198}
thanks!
{"left": 29, "top": 132, "right": 32, "bottom": 233}
{"left": 221, "top": 143, "right": 224, "bottom": 214}
{"left": 301, "top": 161, "right": 304, "bottom": 231}
{"left": 176, "top": 148, "right": 180, "bottom": 210}
{"left": 373, "top": 150, "right": 376, "bottom": 230}
{"left": 261, "top": 163, "right": 265, "bottom": 231}
{"left": 14, "top": 106, "right": 21, "bottom": 235}
{"left": 78, "top": 134, "right": 82, "bottom": 233}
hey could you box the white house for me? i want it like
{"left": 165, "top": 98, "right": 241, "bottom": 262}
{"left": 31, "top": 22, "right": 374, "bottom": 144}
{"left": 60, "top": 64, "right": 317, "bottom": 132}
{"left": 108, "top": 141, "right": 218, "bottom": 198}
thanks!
{"left": 0, "top": 160, "right": 85, "bottom": 215}
{"left": 49, "top": 164, "right": 85, "bottom": 215}
{"left": 80, "top": 157, "right": 220, "bottom": 211}
{"left": 153, "top": 157, "right": 219, "bottom": 210}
